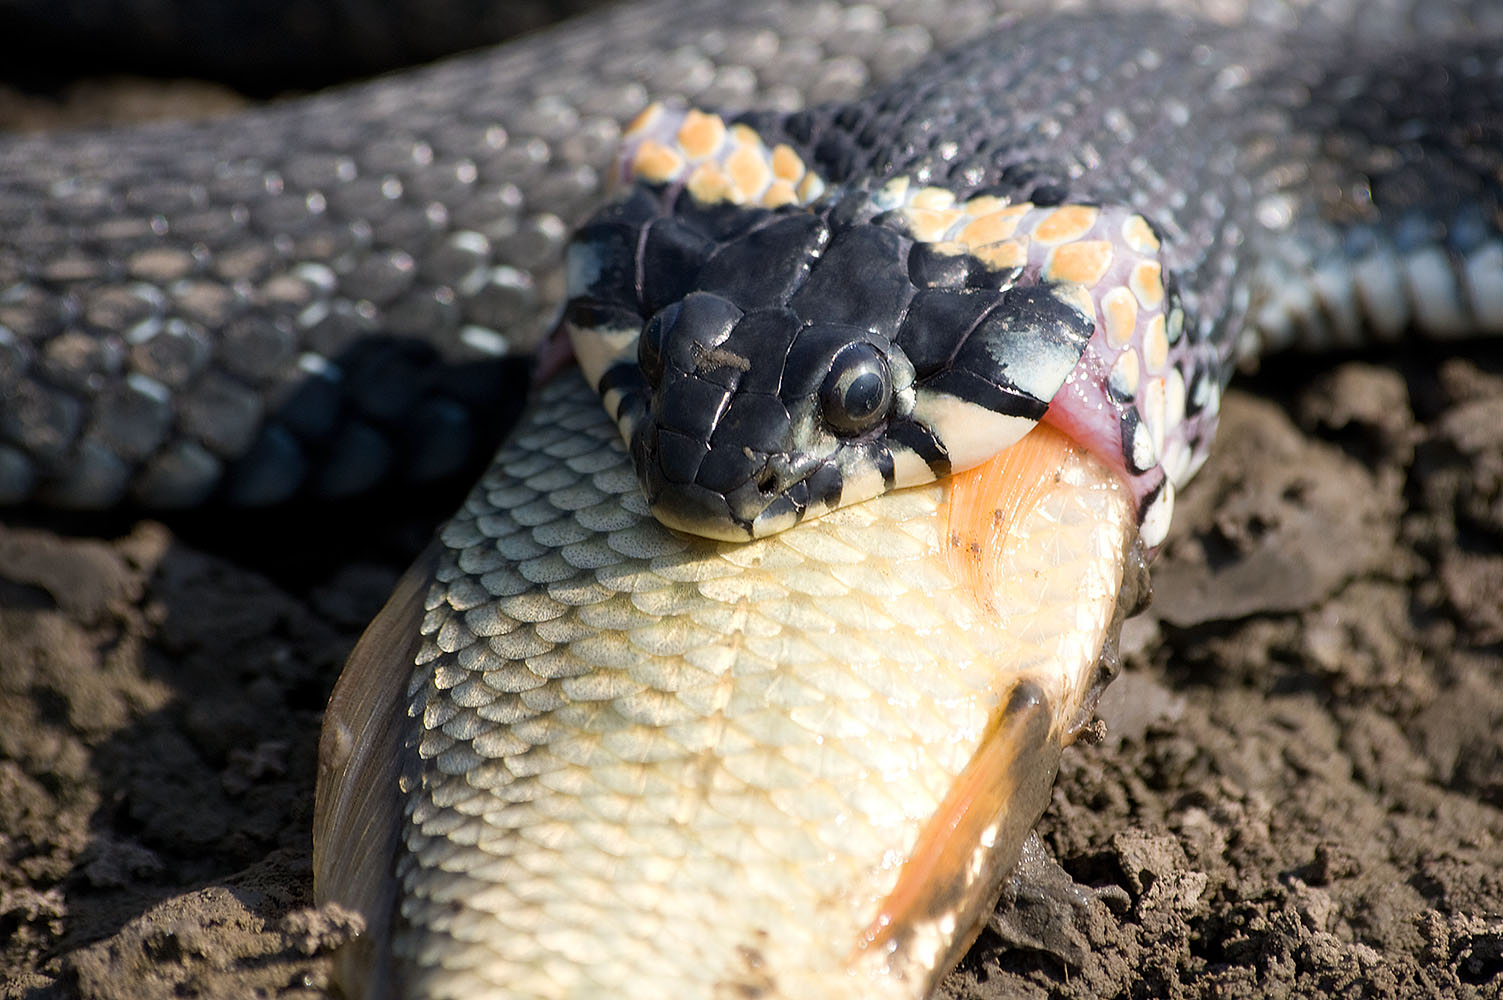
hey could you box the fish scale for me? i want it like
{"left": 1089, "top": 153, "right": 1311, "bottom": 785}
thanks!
{"left": 380, "top": 373, "right": 1138, "bottom": 998}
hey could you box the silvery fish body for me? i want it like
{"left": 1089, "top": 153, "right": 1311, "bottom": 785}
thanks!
{"left": 316, "top": 374, "right": 1140, "bottom": 997}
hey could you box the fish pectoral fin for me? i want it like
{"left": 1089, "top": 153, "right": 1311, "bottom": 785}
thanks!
{"left": 314, "top": 541, "right": 440, "bottom": 1000}
{"left": 852, "top": 680, "right": 1063, "bottom": 982}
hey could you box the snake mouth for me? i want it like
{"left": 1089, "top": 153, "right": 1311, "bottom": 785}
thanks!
{"left": 637, "top": 427, "right": 891, "bottom": 541}
{"left": 639, "top": 454, "right": 827, "bottom": 542}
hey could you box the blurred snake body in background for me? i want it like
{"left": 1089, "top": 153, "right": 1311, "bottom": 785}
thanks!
{"left": 1, "top": 0, "right": 1500, "bottom": 997}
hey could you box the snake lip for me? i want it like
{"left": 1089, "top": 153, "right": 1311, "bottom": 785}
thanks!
{"left": 643, "top": 483, "right": 757, "bottom": 541}
{"left": 639, "top": 440, "right": 827, "bottom": 541}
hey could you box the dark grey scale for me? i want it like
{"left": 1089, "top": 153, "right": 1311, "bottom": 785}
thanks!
{"left": 634, "top": 304, "right": 675, "bottom": 386}
{"left": 226, "top": 426, "right": 309, "bottom": 506}
{"left": 640, "top": 218, "right": 717, "bottom": 316}
{"left": 657, "top": 376, "right": 734, "bottom": 444}
{"left": 36, "top": 331, "right": 124, "bottom": 395}
{"left": 897, "top": 288, "right": 1006, "bottom": 377}
{"left": 345, "top": 346, "right": 426, "bottom": 425}
{"left": 809, "top": 109, "right": 868, "bottom": 183}
{"left": 822, "top": 188, "right": 887, "bottom": 232}
{"left": 273, "top": 369, "right": 343, "bottom": 443}
{"left": 696, "top": 448, "right": 755, "bottom": 497}
{"left": 333, "top": 424, "right": 426, "bottom": 503}
{"left": 649, "top": 425, "right": 713, "bottom": 488}
{"left": 1, "top": 382, "right": 81, "bottom": 468}
{"left": 179, "top": 373, "right": 263, "bottom": 460}
{"left": 401, "top": 398, "right": 485, "bottom": 483}
{"left": 919, "top": 286, "right": 1095, "bottom": 418}
{"left": 18, "top": 439, "right": 113, "bottom": 510}
{"left": 803, "top": 462, "right": 846, "bottom": 511}
{"left": 726, "top": 309, "right": 801, "bottom": 397}
{"left": 219, "top": 315, "right": 299, "bottom": 383}
{"left": 906, "top": 241, "right": 1020, "bottom": 291}
{"left": 656, "top": 293, "right": 745, "bottom": 388}
{"left": 736, "top": 487, "right": 800, "bottom": 532}
{"left": 316, "top": 424, "right": 393, "bottom": 499}
{"left": 636, "top": 471, "right": 737, "bottom": 535}
{"left": 133, "top": 442, "right": 222, "bottom": 509}
{"left": 128, "top": 324, "right": 214, "bottom": 390}
{"left": 700, "top": 395, "right": 791, "bottom": 494}
{"left": 91, "top": 379, "right": 174, "bottom": 467}
{"left": 671, "top": 192, "right": 778, "bottom": 244}
{"left": 733, "top": 109, "right": 817, "bottom": 157}
{"left": 708, "top": 391, "right": 791, "bottom": 457}
{"left": 589, "top": 184, "right": 664, "bottom": 231}
{"left": 693, "top": 213, "right": 831, "bottom": 312}
{"left": 786, "top": 226, "right": 916, "bottom": 341}
{"left": 1020, "top": 183, "right": 1070, "bottom": 208}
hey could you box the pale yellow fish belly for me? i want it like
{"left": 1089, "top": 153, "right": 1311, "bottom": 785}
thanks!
{"left": 316, "top": 372, "right": 1138, "bottom": 999}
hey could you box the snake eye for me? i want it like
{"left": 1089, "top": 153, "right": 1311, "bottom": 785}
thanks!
{"left": 820, "top": 343, "right": 892, "bottom": 436}
{"left": 639, "top": 302, "right": 677, "bottom": 385}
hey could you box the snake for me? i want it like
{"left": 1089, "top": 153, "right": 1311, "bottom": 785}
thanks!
{"left": 3, "top": 0, "right": 1500, "bottom": 998}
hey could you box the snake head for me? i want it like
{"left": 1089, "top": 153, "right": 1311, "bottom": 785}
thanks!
{"left": 565, "top": 179, "right": 1098, "bottom": 541}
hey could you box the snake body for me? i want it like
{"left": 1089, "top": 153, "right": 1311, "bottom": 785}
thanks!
{"left": 4, "top": 1, "right": 1502, "bottom": 998}
{"left": 563, "top": 9, "right": 1503, "bottom": 550}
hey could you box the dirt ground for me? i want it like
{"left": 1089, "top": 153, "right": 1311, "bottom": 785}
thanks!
{"left": 2, "top": 68, "right": 1502, "bottom": 1000}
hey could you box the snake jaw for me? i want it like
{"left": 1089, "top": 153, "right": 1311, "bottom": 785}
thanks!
{"left": 637, "top": 437, "right": 862, "bottom": 541}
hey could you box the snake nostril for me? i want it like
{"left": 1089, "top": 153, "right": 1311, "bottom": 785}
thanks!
{"left": 754, "top": 467, "right": 778, "bottom": 494}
